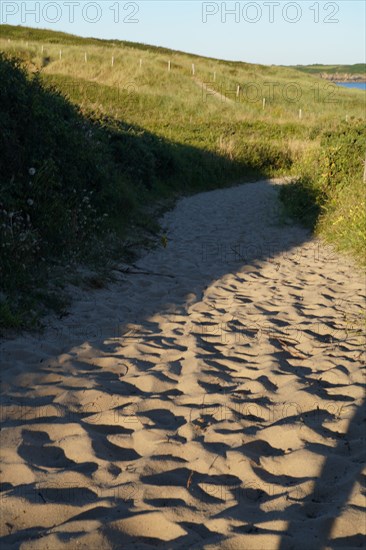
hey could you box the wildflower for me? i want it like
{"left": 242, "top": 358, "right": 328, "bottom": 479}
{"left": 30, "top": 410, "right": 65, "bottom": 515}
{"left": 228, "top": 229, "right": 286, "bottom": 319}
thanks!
{"left": 29, "top": 168, "right": 36, "bottom": 176}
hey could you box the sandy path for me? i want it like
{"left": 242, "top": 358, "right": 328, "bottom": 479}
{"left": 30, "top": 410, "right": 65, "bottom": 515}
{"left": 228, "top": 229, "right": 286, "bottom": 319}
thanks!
{"left": 1, "top": 180, "right": 365, "bottom": 550}
{"left": 194, "top": 78, "right": 235, "bottom": 103}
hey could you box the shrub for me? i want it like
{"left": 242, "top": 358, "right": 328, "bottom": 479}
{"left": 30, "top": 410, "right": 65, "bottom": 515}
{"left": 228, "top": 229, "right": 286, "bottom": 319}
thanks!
{"left": 280, "top": 121, "right": 366, "bottom": 264}
{"left": 0, "top": 54, "right": 117, "bottom": 292}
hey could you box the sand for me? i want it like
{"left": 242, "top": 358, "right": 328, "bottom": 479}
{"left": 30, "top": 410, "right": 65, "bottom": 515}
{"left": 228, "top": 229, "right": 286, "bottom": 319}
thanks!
{"left": 1, "top": 179, "right": 365, "bottom": 550}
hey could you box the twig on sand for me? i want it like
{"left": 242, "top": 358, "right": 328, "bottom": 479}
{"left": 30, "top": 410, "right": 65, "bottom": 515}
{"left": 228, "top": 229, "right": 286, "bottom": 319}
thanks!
{"left": 276, "top": 338, "right": 309, "bottom": 359}
{"left": 187, "top": 471, "right": 194, "bottom": 489}
{"left": 209, "top": 454, "right": 220, "bottom": 471}
{"left": 116, "top": 266, "right": 175, "bottom": 278}
{"left": 271, "top": 334, "right": 301, "bottom": 346}
{"left": 246, "top": 327, "right": 302, "bottom": 346}
{"left": 119, "top": 364, "right": 129, "bottom": 377}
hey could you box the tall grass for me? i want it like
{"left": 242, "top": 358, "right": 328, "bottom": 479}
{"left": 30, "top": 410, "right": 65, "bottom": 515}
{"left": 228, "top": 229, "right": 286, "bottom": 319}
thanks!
{"left": 280, "top": 122, "right": 366, "bottom": 264}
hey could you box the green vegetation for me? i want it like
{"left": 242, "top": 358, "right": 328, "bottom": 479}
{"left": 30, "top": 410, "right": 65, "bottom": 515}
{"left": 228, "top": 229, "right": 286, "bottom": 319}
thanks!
{"left": 0, "top": 25, "right": 365, "bottom": 328}
{"left": 280, "top": 123, "right": 366, "bottom": 262}
{"left": 291, "top": 63, "right": 366, "bottom": 76}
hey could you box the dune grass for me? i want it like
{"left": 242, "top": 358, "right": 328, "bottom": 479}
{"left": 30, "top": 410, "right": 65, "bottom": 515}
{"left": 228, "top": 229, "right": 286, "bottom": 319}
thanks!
{"left": 0, "top": 25, "right": 365, "bottom": 328}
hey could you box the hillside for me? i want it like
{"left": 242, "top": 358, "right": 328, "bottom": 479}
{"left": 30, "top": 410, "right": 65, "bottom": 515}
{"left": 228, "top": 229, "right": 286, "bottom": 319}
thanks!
{"left": 292, "top": 63, "right": 366, "bottom": 82}
{"left": 2, "top": 26, "right": 365, "bottom": 123}
{"left": 292, "top": 63, "right": 366, "bottom": 74}
{"left": 0, "top": 25, "right": 365, "bottom": 327}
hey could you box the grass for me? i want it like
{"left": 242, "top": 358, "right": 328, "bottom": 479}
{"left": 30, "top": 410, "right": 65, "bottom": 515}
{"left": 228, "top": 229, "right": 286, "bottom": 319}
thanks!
{"left": 0, "top": 25, "right": 365, "bottom": 329}
{"left": 280, "top": 121, "right": 365, "bottom": 262}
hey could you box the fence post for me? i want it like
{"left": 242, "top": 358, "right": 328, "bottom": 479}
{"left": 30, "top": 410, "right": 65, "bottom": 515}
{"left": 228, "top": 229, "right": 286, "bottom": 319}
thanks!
{"left": 192, "top": 63, "right": 195, "bottom": 76}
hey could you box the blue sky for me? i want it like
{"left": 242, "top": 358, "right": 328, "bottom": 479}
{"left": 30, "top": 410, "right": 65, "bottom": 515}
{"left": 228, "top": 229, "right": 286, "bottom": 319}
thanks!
{"left": 1, "top": 1, "right": 365, "bottom": 64}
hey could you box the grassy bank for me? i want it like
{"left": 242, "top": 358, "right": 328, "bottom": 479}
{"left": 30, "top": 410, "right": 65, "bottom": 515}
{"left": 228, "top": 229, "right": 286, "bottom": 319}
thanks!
{"left": 280, "top": 122, "right": 365, "bottom": 263}
{"left": 0, "top": 26, "right": 365, "bottom": 328}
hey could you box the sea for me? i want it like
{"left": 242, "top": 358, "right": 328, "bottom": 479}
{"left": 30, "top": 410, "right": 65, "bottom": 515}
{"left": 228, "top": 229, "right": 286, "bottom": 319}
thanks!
{"left": 335, "top": 82, "right": 366, "bottom": 91}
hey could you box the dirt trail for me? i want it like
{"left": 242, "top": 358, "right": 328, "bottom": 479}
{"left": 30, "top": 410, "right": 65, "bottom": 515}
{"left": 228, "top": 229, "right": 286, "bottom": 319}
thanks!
{"left": 1, "top": 179, "right": 365, "bottom": 550}
{"left": 193, "top": 78, "right": 236, "bottom": 103}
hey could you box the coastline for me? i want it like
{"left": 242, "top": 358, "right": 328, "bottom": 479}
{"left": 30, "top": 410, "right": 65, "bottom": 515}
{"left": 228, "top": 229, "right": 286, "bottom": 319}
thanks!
{"left": 320, "top": 73, "right": 366, "bottom": 82}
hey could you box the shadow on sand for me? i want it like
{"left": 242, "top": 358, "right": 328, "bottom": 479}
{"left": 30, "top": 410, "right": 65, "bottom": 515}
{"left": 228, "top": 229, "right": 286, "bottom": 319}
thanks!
{"left": 1, "top": 178, "right": 364, "bottom": 550}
